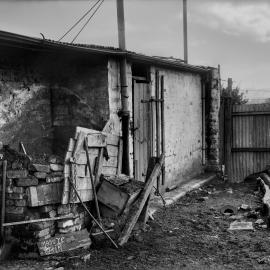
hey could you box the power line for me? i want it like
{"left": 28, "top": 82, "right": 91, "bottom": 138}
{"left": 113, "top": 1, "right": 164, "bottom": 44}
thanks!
{"left": 58, "top": 0, "right": 102, "bottom": 42}
{"left": 71, "top": 0, "right": 104, "bottom": 44}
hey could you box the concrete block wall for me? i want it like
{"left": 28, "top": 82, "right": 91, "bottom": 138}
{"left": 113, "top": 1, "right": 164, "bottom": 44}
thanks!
{"left": 150, "top": 67, "right": 203, "bottom": 188}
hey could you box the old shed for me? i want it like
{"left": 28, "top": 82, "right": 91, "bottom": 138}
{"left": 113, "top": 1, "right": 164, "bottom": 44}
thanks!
{"left": 0, "top": 30, "right": 220, "bottom": 191}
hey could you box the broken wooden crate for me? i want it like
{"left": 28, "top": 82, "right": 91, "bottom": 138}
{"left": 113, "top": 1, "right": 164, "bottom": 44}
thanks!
{"left": 97, "top": 174, "right": 144, "bottom": 217}
{"left": 62, "top": 126, "right": 123, "bottom": 204}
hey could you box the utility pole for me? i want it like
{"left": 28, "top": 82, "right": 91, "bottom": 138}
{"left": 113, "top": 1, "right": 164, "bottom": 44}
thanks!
{"left": 183, "top": 0, "right": 188, "bottom": 63}
{"left": 116, "top": 0, "right": 130, "bottom": 175}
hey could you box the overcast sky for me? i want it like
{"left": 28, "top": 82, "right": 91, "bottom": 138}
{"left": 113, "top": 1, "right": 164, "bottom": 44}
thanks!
{"left": 0, "top": 0, "right": 270, "bottom": 92}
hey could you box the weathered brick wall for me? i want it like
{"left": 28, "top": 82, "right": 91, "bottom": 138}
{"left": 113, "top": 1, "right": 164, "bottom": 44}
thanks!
{"left": 150, "top": 67, "right": 203, "bottom": 188}
{"left": 0, "top": 47, "right": 110, "bottom": 157}
{"left": 0, "top": 49, "right": 53, "bottom": 157}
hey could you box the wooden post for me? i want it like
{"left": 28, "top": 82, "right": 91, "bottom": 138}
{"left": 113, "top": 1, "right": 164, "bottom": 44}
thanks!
{"left": 228, "top": 78, "right": 233, "bottom": 95}
{"left": 155, "top": 71, "right": 161, "bottom": 191}
{"left": 201, "top": 80, "right": 206, "bottom": 166}
{"left": 224, "top": 97, "right": 232, "bottom": 180}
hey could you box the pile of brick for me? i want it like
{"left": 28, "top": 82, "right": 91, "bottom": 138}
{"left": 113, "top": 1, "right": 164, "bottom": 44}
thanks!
{"left": 1, "top": 147, "right": 91, "bottom": 252}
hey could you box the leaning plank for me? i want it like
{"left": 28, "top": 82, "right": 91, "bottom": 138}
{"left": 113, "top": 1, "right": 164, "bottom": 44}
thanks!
{"left": 26, "top": 183, "right": 63, "bottom": 207}
{"left": 118, "top": 154, "right": 165, "bottom": 246}
{"left": 37, "top": 229, "right": 91, "bottom": 256}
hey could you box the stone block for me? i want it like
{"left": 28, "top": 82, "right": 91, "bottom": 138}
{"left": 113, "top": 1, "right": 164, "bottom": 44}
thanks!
{"left": 57, "top": 219, "right": 74, "bottom": 228}
{"left": 40, "top": 205, "right": 54, "bottom": 213}
{"left": 34, "top": 228, "right": 51, "bottom": 238}
{"left": 29, "top": 163, "right": 50, "bottom": 173}
{"left": 6, "top": 193, "right": 26, "bottom": 200}
{"left": 50, "top": 164, "right": 64, "bottom": 172}
{"left": 6, "top": 206, "right": 26, "bottom": 215}
{"left": 48, "top": 155, "right": 63, "bottom": 164}
{"left": 59, "top": 224, "right": 82, "bottom": 234}
{"left": 30, "top": 221, "right": 54, "bottom": 231}
{"left": 7, "top": 170, "right": 28, "bottom": 179}
{"left": 14, "top": 199, "right": 27, "bottom": 207}
{"left": 34, "top": 172, "right": 47, "bottom": 179}
{"left": 12, "top": 186, "right": 25, "bottom": 194}
{"left": 6, "top": 199, "right": 15, "bottom": 206}
{"left": 16, "top": 176, "right": 38, "bottom": 187}
{"left": 46, "top": 176, "right": 63, "bottom": 183}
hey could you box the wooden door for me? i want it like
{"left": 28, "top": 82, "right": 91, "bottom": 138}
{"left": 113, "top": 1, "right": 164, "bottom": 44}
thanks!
{"left": 133, "top": 79, "right": 150, "bottom": 182}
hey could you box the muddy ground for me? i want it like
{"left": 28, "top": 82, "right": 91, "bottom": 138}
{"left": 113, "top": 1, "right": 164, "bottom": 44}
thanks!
{"left": 2, "top": 177, "right": 270, "bottom": 270}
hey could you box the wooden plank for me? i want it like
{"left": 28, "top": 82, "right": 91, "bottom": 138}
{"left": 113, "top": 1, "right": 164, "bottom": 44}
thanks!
{"left": 107, "top": 145, "right": 119, "bottom": 157}
{"left": 94, "top": 148, "right": 104, "bottom": 185}
{"left": 102, "top": 166, "right": 118, "bottom": 176}
{"left": 67, "top": 150, "right": 99, "bottom": 165}
{"left": 225, "top": 98, "right": 232, "bottom": 180}
{"left": 26, "top": 183, "right": 63, "bottom": 207}
{"left": 73, "top": 132, "right": 85, "bottom": 161}
{"left": 37, "top": 229, "right": 91, "bottom": 256}
{"left": 118, "top": 154, "right": 165, "bottom": 246}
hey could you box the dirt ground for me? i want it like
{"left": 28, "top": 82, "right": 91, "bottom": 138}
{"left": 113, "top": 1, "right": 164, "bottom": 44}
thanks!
{"left": 2, "top": 177, "right": 270, "bottom": 270}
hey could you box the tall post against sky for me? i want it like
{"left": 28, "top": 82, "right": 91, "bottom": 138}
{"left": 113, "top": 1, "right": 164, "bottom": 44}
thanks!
{"left": 183, "top": 0, "right": 188, "bottom": 63}
{"left": 117, "top": 0, "right": 126, "bottom": 50}
{"left": 117, "top": 0, "right": 130, "bottom": 175}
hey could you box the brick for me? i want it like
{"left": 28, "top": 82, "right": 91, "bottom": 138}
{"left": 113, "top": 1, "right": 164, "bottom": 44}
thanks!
{"left": 57, "top": 219, "right": 74, "bottom": 229}
{"left": 34, "top": 172, "right": 47, "bottom": 179}
{"left": 57, "top": 204, "right": 71, "bottom": 215}
{"left": 11, "top": 161, "right": 24, "bottom": 170}
{"left": 50, "top": 164, "right": 64, "bottom": 172}
{"left": 7, "top": 170, "right": 28, "bottom": 179}
{"left": 6, "top": 193, "right": 26, "bottom": 200}
{"left": 34, "top": 228, "right": 51, "bottom": 238}
{"left": 14, "top": 199, "right": 27, "bottom": 207}
{"left": 59, "top": 224, "right": 82, "bottom": 234}
{"left": 12, "top": 186, "right": 25, "bottom": 194}
{"left": 48, "top": 155, "right": 63, "bottom": 164}
{"left": 6, "top": 199, "right": 15, "bottom": 206}
{"left": 30, "top": 221, "right": 54, "bottom": 231}
{"left": 39, "top": 205, "right": 54, "bottom": 213}
{"left": 46, "top": 176, "right": 63, "bottom": 183}
{"left": 15, "top": 176, "right": 38, "bottom": 187}
{"left": 6, "top": 206, "right": 26, "bottom": 215}
{"left": 48, "top": 210, "right": 57, "bottom": 218}
{"left": 51, "top": 172, "right": 64, "bottom": 177}
{"left": 29, "top": 163, "right": 50, "bottom": 173}
{"left": 5, "top": 186, "right": 13, "bottom": 193}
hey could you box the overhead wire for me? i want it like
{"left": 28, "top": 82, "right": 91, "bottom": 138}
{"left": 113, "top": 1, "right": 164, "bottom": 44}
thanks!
{"left": 58, "top": 0, "right": 102, "bottom": 42}
{"left": 71, "top": 0, "right": 105, "bottom": 43}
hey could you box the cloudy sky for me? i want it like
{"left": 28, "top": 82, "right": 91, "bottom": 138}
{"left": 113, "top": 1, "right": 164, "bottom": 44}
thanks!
{"left": 0, "top": 0, "right": 270, "bottom": 92}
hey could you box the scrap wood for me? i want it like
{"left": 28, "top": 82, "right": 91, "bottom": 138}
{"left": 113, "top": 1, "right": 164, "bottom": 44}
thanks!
{"left": 68, "top": 178, "right": 118, "bottom": 249}
{"left": 84, "top": 137, "right": 102, "bottom": 224}
{"left": 118, "top": 154, "right": 165, "bottom": 246}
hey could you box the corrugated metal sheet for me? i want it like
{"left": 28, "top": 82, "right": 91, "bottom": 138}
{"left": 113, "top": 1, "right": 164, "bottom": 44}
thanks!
{"left": 231, "top": 104, "right": 270, "bottom": 182}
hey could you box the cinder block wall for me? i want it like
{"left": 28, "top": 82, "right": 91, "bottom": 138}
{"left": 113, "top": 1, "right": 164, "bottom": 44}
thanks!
{"left": 150, "top": 67, "right": 203, "bottom": 188}
{"left": 0, "top": 47, "right": 110, "bottom": 157}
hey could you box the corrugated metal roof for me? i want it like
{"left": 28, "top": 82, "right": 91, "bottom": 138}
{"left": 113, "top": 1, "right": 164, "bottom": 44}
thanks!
{"left": 0, "top": 30, "right": 212, "bottom": 74}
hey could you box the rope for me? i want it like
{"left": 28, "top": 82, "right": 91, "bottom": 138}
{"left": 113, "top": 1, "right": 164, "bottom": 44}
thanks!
{"left": 58, "top": 0, "right": 102, "bottom": 42}
{"left": 71, "top": 0, "right": 105, "bottom": 43}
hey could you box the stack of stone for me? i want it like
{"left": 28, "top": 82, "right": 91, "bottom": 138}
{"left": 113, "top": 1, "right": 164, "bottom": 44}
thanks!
{"left": 57, "top": 204, "right": 91, "bottom": 234}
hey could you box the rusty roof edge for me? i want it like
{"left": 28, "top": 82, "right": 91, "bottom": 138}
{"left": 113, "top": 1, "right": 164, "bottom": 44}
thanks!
{"left": 0, "top": 30, "right": 213, "bottom": 73}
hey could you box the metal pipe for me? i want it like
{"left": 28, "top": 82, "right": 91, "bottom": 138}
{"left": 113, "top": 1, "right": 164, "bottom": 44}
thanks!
{"left": 117, "top": 0, "right": 130, "bottom": 175}
{"left": 183, "top": 0, "right": 188, "bottom": 63}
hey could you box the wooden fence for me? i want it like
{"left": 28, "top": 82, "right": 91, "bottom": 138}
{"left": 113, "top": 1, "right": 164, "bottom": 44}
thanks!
{"left": 222, "top": 100, "right": 270, "bottom": 182}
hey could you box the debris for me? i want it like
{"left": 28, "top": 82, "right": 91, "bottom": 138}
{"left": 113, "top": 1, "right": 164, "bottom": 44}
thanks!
{"left": 165, "top": 185, "right": 177, "bottom": 192}
{"left": 255, "top": 219, "right": 264, "bottom": 225}
{"left": 258, "top": 255, "right": 270, "bottom": 264}
{"left": 229, "top": 214, "right": 245, "bottom": 220}
{"left": 260, "top": 224, "right": 268, "bottom": 229}
{"left": 81, "top": 253, "right": 91, "bottom": 262}
{"left": 220, "top": 205, "right": 237, "bottom": 216}
{"left": 239, "top": 204, "right": 251, "bottom": 211}
{"left": 228, "top": 221, "right": 254, "bottom": 231}
{"left": 197, "top": 196, "right": 209, "bottom": 202}
{"left": 127, "top": 255, "right": 135, "bottom": 260}
{"left": 226, "top": 188, "right": 233, "bottom": 194}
